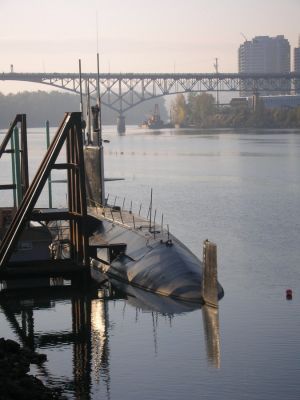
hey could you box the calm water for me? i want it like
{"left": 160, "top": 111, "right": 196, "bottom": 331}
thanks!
{"left": 1, "top": 126, "right": 300, "bottom": 399}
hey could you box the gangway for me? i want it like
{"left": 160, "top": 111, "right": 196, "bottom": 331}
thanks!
{"left": 0, "top": 112, "right": 89, "bottom": 271}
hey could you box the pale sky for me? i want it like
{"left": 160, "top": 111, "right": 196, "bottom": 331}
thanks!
{"left": 0, "top": 0, "right": 300, "bottom": 93}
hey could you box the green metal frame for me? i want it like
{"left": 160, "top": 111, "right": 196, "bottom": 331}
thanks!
{"left": 0, "top": 112, "right": 88, "bottom": 269}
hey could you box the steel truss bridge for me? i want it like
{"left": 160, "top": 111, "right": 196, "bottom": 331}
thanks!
{"left": 1, "top": 71, "right": 300, "bottom": 117}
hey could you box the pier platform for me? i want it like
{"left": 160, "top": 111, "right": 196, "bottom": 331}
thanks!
{"left": 0, "top": 259, "right": 87, "bottom": 279}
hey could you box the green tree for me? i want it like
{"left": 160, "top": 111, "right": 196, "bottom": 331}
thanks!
{"left": 170, "top": 94, "right": 187, "bottom": 126}
{"left": 188, "top": 93, "right": 215, "bottom": 127}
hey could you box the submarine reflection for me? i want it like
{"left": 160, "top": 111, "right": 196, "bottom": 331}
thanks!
{"left": 0, "top": 277, "right": 221, "bottom": 399}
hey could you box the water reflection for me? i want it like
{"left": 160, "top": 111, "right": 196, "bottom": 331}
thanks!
{"left": 0, "top": 277, "right": 221, "bottom": 399}
{"left": 202, "top": 306, "right": 221, "bottom": 368}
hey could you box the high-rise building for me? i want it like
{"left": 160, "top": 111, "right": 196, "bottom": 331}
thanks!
{"left": 238, "top": 35, "right": 291, "bottom": 95}
{"left": 294, "top": 36, "right": 300, "bottom": 93}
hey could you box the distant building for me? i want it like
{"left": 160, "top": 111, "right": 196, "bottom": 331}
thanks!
{"left": 230, "top": 95, "right": 300, "bottom": 110}
{"left": 238, "top": 35, "right": 291, "bottom": 96}
{"left": 229, "top": 97, "right": 251, "bottom": 109}
{"left": 294, "top": 36, "right": 300, "bottom": 94}
{"left": 260, "top": 94, "right": 300, "bottom": 109}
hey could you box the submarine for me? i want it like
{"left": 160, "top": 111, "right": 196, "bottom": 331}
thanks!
{"left": 82, "top": 59, "right": 224, "bottom": 305}
{"left": 89, "top": 212, "right": 224, "bottom": 304}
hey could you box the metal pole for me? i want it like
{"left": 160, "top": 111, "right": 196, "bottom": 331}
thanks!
{"left": 46, "top": 120, "right": 53, "bottom": 208}
{"left": 120, "top": 209, "right": 124, "bottom": 224}
{"left": 13, "top": 126, "right": 22, "bottom": 207}
{"left": 97, "top": 53, "right": 105, "bottom": 206}
{"left": 97, "top": 53, "right": 102, "bottom": 147}
{"left": 86, "top": 80, "right": 91, "bottom": 144}
{"left": 11, "top": 128, "right": 17, "bottom": 207}
{"left": 20, "top": 114, "right": 29, "bottom": 197}
{"left": 153, "top": 209, "right": 157, "bottom": 239}
{"left": 79, "top": 59, "right": 83, "bottom": 116}
{"left": 149, "top": 188, "right": 153, "bottom": 232}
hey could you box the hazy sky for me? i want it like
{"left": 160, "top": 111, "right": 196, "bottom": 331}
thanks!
{"left": 1, "top": 0, "right": 300, "bottom": 93}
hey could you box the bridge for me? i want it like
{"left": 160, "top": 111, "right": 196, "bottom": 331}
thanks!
{"left": 1, "top": 72, "right": 300, "bottom": 132}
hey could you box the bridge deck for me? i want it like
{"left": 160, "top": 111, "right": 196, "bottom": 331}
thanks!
{"left": 1, "top": 72, "right": 297, "bottom": 114}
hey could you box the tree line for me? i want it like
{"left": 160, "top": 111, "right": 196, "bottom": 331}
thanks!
{"left": 0, "top": 91, "right": 168, "bottom": 129}
{"left": 170, "top": 93, "right": 300, "bottom": 129}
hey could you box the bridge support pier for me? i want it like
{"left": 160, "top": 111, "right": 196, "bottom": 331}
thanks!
{"left": 117, "top": 114, "right": 126, "bottom": 135}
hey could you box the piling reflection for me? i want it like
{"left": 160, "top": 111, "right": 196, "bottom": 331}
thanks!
{"left": 202, "top": 305, "right": 221, "bottom": 368}
{"left": 0, "top": 277, "right": 221, "bottom": 399}
{"left": 90, "top": 293, "right": 111, "bottom": 396}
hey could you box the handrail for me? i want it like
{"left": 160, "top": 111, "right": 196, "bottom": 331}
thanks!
{"left": 0, "top": 114, "right": 29, "bottom": 204}
{"left": 0, "top": 115, "right": 20, "bottom": 159}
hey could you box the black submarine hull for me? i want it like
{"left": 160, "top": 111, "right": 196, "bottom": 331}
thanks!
{"left": 89, "top": 216, "right": 224, "bottom": 303}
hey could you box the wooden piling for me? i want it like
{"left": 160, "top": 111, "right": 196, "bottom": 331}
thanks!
{"left": 202, "top": 240, "right": 218, "bottom": 308}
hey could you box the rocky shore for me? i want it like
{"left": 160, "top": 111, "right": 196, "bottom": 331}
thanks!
{"left": 0, "top": 338, "right": 65, "bottom": 400}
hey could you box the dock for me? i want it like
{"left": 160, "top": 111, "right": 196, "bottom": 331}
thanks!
{"left": 0, "top": 111, "right": 222, "bottom": 306}
{"left": 0, "top": 112, "right": 162, "bottom": 278}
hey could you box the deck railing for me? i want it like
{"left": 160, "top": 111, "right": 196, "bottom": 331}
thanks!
{"left": 87, "top": 195, "right": 168, "bottom": 241}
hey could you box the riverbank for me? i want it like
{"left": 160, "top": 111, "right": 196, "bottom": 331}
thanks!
{"left": 0, "top": 338, "right": 65, "bottom": 400}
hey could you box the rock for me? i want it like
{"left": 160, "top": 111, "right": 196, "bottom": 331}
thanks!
{"left": 0, "top": 337, "right": 65, "bottom": 400}
{"left": 4, "top": 339, "right": 21, "bottom": 353}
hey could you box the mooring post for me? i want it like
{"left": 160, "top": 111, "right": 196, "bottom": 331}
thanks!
{"left": 202, "top": 240, "right": 218, "bottom": 307}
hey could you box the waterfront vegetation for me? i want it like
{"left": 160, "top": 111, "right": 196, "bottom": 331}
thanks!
{"left": 0, "top": 91, "right": 167, "bottom": 128}
{"left": 1, "top": 90, "right": 300, "bottom": 130}
{"left": 171, "top": 93, "right": 300, "bottom": 129}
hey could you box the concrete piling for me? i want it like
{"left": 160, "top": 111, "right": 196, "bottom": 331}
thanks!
{"left": 117, "top": 114, "right": 126, "bottom": 134}
{"left": 202, "top": 240, "right": 218, "bottom": 307}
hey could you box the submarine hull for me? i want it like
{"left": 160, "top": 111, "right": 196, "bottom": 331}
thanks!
{"left": 89, "top": 216, "right": 224, "bottom": 303}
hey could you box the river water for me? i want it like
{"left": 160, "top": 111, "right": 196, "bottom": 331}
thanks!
{"left": 0, "top": 126, "right": 300, "bottom": 399}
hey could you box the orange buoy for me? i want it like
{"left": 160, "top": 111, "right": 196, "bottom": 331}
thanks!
{"left": 286, "top": 289, "right": 293, "bottom": 300}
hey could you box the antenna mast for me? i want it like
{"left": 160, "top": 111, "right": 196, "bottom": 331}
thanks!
{"left": 79, "top": 59, "right": 83, "bottom": 115}
{"left": 78, "top": 59, "right": 87, "bottom": 141}
{"left": 96, "top": 52, "right": 105, "bottom": 205}
{"left": 240, "top": 32, "right": 248, "bottom": 42}
{"left": 86, "top": 79, "right": 91, "bottom": 144}
{"left": 96, "top": 52, "right": 102, "bottom": 147}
